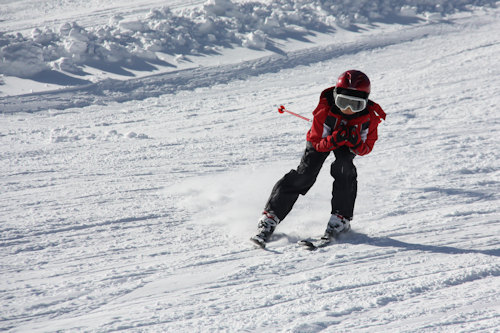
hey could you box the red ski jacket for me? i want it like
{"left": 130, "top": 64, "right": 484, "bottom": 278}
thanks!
{"left": 306, "top": 87, "right": 386, "bottom": 156}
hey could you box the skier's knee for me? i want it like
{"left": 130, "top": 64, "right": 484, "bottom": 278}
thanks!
{"left": 283, "top": 169, "right": 317, "bottom": 195}
{"left": 330, "top": 160, "right": 357, "bottom": 180}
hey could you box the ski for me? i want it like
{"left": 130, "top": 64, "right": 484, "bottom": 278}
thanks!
{"left": 298, "top": 237, "right": 333, "bottom": 250}
{"left": 299, "top": 224, "right": 352, "bottom": 250}
{"left": 251, "top": 228, "right": 349, "bottom": 250}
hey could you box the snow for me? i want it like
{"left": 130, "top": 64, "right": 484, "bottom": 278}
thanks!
{"left": 1, "top": 0, "right": 500, "bottom": 332}
{"left": 1, "top": 0, "right": 499, "bottom": 97}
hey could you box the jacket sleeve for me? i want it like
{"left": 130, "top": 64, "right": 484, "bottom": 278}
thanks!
{"left": 351, "top": 102, "right": 385, "bottom": 156}
{"left": 307, "top": 98, "right": 337, "bottom": 152}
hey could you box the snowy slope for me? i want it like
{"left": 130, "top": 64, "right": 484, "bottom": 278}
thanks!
{"left": 1, "top": 0, "right": 499, "bottom": 98}
{"left": 1, "top": 1, "right": 500, "bottom": 332}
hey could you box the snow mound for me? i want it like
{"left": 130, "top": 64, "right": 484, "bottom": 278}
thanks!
{"left": 0, "top": 0, "right": 497, "bottom": 79}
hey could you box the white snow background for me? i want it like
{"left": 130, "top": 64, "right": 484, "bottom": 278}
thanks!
{"left": 1, "top": 0, "right": 499, "bottom": 331}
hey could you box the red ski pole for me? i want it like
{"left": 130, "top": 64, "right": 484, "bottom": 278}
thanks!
{"left": 277, "top": 105, "right": 311, "bottom": 122}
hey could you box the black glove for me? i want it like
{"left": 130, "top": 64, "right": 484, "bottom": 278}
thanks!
{"left": 330, "top": 125, "right": 349, "bottom": 147}
{"left": 346, "top": 126, "right": 362, "bottom": 148}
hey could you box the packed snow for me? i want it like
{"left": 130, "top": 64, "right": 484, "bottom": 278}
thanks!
{"left": 1, "top": 0, "right": 499, "bottom": 332}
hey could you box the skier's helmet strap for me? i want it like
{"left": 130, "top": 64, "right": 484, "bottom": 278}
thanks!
{"left": 336, "top": 70, "right": 371, "bottom": 99}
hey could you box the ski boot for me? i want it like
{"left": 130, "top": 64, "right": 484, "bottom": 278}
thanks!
{"left": 250, "top": 211, "right": 280, "bottom": 248}
{"left": 321, "top": 213, "right": 351, "bottom": 241}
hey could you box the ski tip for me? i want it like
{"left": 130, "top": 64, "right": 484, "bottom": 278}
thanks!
{"left": 298, "top": 239, "right": 317, "bottom": 250}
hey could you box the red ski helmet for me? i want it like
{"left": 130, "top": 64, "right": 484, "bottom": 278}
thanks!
{"left": 336, "top": 70, "right": 370, "bottom": 99}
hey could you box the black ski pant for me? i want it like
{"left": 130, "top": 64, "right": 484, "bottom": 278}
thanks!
{"left": 264, "top": 143, "right": 357, "bottom": 221}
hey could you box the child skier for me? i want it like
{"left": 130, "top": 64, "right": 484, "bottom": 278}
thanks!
{"left": 251, "top": 70, "right": 386, "bottom": 248}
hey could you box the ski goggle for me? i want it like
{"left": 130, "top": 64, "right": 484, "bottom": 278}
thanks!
{"left": 334, "top": 93, "right": 367, "bottom": 112}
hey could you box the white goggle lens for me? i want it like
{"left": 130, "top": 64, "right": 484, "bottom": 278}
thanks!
{"left": 335, "top": 94, "right": 367, "bottom": 112}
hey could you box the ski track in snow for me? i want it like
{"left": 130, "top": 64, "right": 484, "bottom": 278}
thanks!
{"left": 1, "top": 4, "right": 500, "bottom": 333}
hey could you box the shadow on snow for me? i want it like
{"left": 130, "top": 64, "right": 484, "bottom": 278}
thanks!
{"left": 344, "top": 231, "right": 500, "bottom": 257}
